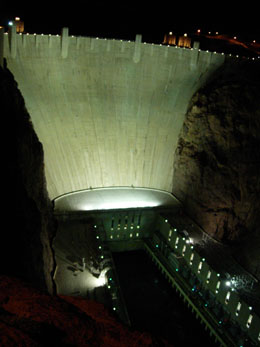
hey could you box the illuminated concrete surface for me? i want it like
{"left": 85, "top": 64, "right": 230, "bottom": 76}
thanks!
{"left": 3, "top": 28, "right": 225, "bottom": 200}
{"left": 54, "top": 187, "right": 181, "bottom": 212}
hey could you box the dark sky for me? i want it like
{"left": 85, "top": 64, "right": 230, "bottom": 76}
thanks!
{"left": 0, "top": 3, "right": 259, "bottom": 42}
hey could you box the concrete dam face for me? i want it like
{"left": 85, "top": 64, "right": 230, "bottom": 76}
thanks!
{"left": 3, "top": 27, "right": 225, "bottom": 202}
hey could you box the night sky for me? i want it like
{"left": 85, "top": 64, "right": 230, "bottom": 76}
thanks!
{"left": 1, "top": 2, "right": 260, "bottom": 43}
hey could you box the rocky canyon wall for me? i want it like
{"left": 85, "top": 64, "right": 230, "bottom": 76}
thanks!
{"left": 172, "top": 60, "right": 260, "bottom": 279}
{"left": 0, "top": 66, "right": 56, "bottom": 294}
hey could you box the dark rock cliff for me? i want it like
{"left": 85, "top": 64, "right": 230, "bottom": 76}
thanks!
{"left": 0, "top": 66, "right": 56, "bottom": 294}
{"left": 172, "top": 59, "right": 260, "bottom": 279}
{"left": 0, "top": 276, "right": 161, "bottom": 346}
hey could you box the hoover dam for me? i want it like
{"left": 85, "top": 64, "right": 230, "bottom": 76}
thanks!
{"left": 1, "top": 24, "right": 260, "bottom": 346}
{"left": 1, "top": 25, "right": 226, "bottom": 202}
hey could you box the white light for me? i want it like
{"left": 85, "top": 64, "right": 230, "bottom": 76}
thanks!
{"left": 226, "top": 281, "right": 231, "bottom": 287}
{"left": 8, "top": 21, "right": 13, "bottom": 26}
{"left": 86, "top": 269, "right": 108, "bottom": 289}
{"left": 15, "top": 17, "right": 20, "bottom": 21}
{"left": 91, "top": 200, "right": 159, "bottom": 210}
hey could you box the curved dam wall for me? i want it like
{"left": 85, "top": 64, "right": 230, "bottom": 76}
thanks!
{"left": 2, "top": 27, "right": 225, "bottom": 201}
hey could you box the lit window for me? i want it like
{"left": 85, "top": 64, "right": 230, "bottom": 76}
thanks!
{"left": 246, "top": 314, "right": 253, "bottom": 328}
{"left": 130, "top": 233, "right": 133, "bottom": 238}
{"left": 169, "top": 229, "right": 172, "bottom": 238}
{"left": 190, "top": 253, "right": 194, "bottom": 265}
{"left": 258, "top": 331, "right": 260, "bottom": 342}
{"left": 206, "top": 271, "right": 211, "bottom": 283}
{"left": 215, "top": 281, "right": 220, "bottom": 294}
{"left": 236, "top": 302, "right": 241, "bottom": 316}
{"left": 111, "top": 218, "right": 114, "bottom": 229}
{"left": 225, "top": 291, "right": 231, "bottom": 304}
{"left": 110, "top": 235, "right": 113, "bottom": 239}
{"left": 175, "top": 237, "right": 179, "bottom": 248}
{"left": 136, "top": 233, "right": 139, "bottom": 237}
{"left": 182, "top": 245, "right": 186, "bottom": 256}
{"left": 138, "top": 215, "right": 141, "bottom": 228}
{"left": 198, "top": 261, "right": 203, "bottom": 274}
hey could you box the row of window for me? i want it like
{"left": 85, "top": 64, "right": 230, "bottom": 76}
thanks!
{"left": 110, "top": 215, "right": 141, "bottom": 231}
{"left": 109, "top": 232, "right": 140, "bottom": 239}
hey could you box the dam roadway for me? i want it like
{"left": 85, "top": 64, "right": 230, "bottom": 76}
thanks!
{"left": 1, "top": 26, "right": 226, "bottom": 201}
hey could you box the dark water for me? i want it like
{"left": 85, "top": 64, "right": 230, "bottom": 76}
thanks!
{"left": 113, "top": 250, "right": 218, "bottom": 346}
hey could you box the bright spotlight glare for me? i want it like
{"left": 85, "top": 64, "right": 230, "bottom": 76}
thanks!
{"left": 95, "top": 274, "right": 106, "bottom": 287}
{"left": 96, "top": 200, "right": 159, "bottom": 210}
{"left": 89, "top": 272, "right": 106, "bottom": 288}
{"left": 8, "top": 21, "right": 13, "bottom": 26}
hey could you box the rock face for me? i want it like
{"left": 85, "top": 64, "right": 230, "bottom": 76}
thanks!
{"left": 172, "top": 60, "right": 260, "bottom": 279}
{"left": 0, "top": 275, "right": 160, "bottom": 347}
{"left": 0, "top": 66, "right": 56, "bottom": 294}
